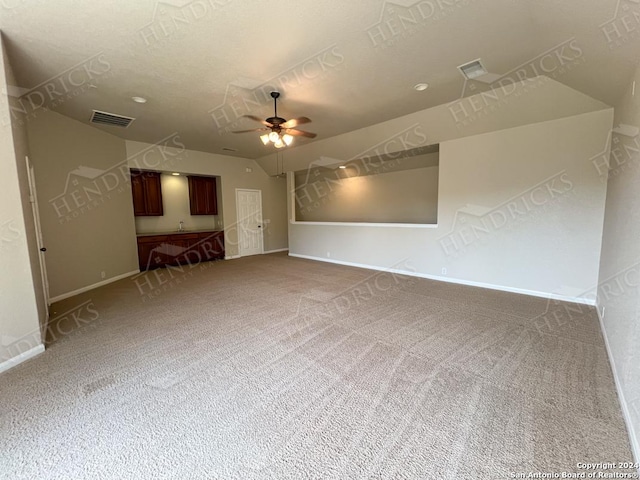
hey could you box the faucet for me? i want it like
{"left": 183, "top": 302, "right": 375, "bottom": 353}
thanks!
{"left": 178, "top": 221, "right": 184, "bottom": 232}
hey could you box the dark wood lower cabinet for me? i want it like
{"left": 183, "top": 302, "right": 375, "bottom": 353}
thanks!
{"left": 137, "top": 231, "right": 224, "bottom": 271}
{"left": 137, "top": 235, "right": 167, "bottom": 270}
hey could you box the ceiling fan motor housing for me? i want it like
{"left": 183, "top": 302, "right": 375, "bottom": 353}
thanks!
{"left": 266, "top": 116, "right": 286, "bottom": 127}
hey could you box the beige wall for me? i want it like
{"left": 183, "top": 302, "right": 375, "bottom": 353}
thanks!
{"left": 295, "top": 165, "right": 439, "bottom": 224}
{"left": 27, "top": 109, "right": 138, "bottom": 300}
{"left": 125, "top": 140, "right": 288, "bottom": 257}
{"left": 134, "top": 174, "right": 222, "bottom": 233}
{"left": 597, "top": 64, "right": 640, "bottom": 459}
{"left": 288, "top": 108, "right": 613, "bottom": 301}
{"left": 0, "top": 35, "right": 43, "bottom": 365}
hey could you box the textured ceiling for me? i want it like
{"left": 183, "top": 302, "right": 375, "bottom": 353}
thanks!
{"left": 1, "top": 0, "right": 638, "bottom": 158}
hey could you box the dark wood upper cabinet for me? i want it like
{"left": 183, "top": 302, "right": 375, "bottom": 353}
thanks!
{"left": 188, "top": 176, "right": 218, "bottom": 215}
{"left": 131, "top": 172, "right": 147, "bottom": 216}
{"left": 131, "top": 170, "right": 163, "bottom": 216}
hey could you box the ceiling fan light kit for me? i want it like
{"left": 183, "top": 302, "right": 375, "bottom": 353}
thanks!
{"left": 232, "top": 91, "right": 317, "bottom": 148}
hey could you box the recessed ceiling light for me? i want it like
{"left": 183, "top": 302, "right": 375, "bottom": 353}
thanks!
{"left": 414, "top": 83, "right": 429, "bottom": 91}
{"left": 131, "top": 96, "right": 147, "bottom": 103}
{"left": 171, "top": 172, "right": 180, "bottom": 176}
{"left": 339, "top": 165, "right": 347, "bottom": 169}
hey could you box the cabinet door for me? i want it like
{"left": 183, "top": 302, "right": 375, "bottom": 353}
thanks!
{"left": 176, "top": 234, "right": 200, "bottom": 265}
{"left": 137, "top": 235, "right": 168, "bottom": 270}
{"left": 188, "top": 177, "right": 203, "bottom": 215}
{"left": 198, "top": 231, "right": 224, "bottom": 260}
{"left": 131, "top": 170, "right": 164, "bottom": 216}
{"left": 169, "top": 234, "right": 199, "bottom": 265}
{"left": 188, "top": 176, "right": 217, "bottom": 215}
{"left": 137, "top": 242, "right": 153, "bottom": 270}
{"left": 203, "top": 178, "right": 217, "bottom": 215}
{"left": 131, "top": 171, "right": 147, "bottom": 216}
{"left": 143, "top": 172, "right": 164, "bottom": 216}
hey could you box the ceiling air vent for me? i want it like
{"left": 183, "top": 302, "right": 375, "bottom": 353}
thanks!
{"left": 90, "top": 110, "right": 135, "bottom": 128}
{"left": 458, "top": 59, "right": 488, "bottom": 80}
{"left": 221, "top": 147, "right": 238, "bottom": 152}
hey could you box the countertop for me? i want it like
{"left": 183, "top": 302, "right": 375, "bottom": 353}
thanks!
{"left": 136, "top": 229, "right": 223, "bottom": 237}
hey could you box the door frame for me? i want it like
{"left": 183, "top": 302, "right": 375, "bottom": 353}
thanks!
{"left": 25, "top": 156, "right": 50, "bottom": 311}
{"left": 235, "top": 188, "right": 264, "bottom": 257}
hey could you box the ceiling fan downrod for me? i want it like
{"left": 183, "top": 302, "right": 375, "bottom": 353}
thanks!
{"left": 271, "top": 91, "right": 279, "bottom": 119}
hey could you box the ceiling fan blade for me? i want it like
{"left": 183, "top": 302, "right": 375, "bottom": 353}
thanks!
{"left": 284, "top": 128, "right": 317, "bottom": 139}
{"left": 243, "top": 115, "right": 271, "bottom": 126}
{"left": 280, "top": 117, "right": 311, "bottom": 129}
{"left": 231, "top": 128, "right": 269, "bottom": 134}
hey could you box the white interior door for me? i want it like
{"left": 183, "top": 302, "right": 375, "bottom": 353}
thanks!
{"left": 25, "top": 156, "right": 50, "bottom": 310}
{"left": 236, "top": 189, "right": 263, "bottom": 257}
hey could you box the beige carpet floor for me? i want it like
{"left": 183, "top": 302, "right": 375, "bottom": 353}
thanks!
{"left": 0, "top": 253, "right": 635, "bottom": 479}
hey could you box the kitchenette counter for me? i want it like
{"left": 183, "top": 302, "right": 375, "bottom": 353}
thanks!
{"left": 136, "top": 229, "right": 223, "bottom": 237}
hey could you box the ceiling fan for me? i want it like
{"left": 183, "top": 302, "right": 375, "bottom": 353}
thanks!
{"left": 232, "top": 91, "right": 317, "bottom": 148}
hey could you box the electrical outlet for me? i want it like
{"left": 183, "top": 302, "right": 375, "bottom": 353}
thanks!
{"left": 327, "top": 251, "right": 331, "bottom": 258}
{"left": 601, "top": 306, "right": 605, "bottom": 319}
{"left": 441, "top": 267, "right": 447, "bottom": 275}
{"left": 101, "top": 271, "right": 106, "bottom": 279}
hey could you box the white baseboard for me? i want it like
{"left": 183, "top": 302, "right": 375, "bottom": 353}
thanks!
{"left": 596, "top": 303, "right": 640, "bottom": 469}
{"left": 0, "top": 344, "right": 45, "bottom": 375}
{"left": 226, "top": 249, "right": 288, "bottom": 259}
{"left": 263, "top": 248, "right": 289, "bottom": 254}
{"left": 49, "top": 269, "right": 140, "bottom": 304}
{"left": 288, "top": 253, "right": 596, "bottom": 306}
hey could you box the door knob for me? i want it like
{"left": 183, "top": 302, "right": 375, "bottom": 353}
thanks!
{"left": 40, "top": 247, "right": 47, "bottom": 252}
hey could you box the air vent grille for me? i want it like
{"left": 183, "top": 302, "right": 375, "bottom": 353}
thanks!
{"left": 458, "top": 59, "right": 488, "bottom": 80}
{"left": 90, "top": 110, "right": 135, "bottom": 128}
{"left": 222, "top": 147, "right": 238, "bottom": 152}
